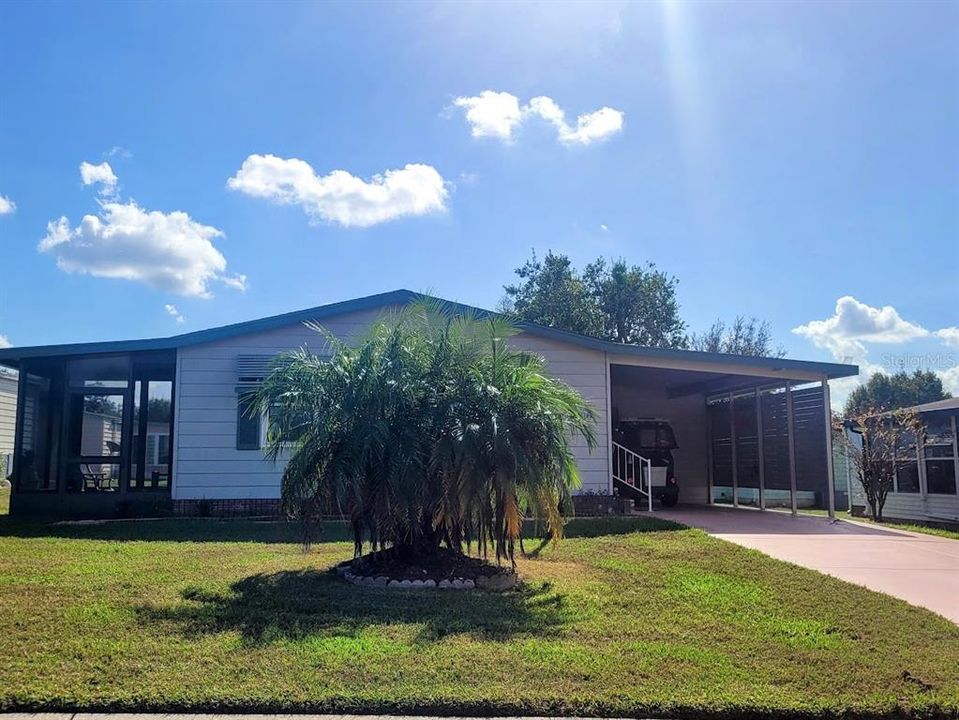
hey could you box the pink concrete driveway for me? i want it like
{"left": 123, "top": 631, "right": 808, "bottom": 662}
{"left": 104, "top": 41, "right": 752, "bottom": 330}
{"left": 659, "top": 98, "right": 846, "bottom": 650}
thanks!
{"left": 653, "top": 506, "right": 959, "bottom": 623}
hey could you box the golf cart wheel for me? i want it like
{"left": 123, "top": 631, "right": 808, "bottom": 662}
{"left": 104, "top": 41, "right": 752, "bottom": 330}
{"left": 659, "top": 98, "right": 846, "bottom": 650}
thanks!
{"left": 661, "top": 484, "right": 679, "bottom": 507}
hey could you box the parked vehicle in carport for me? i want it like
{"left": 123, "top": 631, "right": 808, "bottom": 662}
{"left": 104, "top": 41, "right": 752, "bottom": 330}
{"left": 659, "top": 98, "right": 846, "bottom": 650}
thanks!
{"left": 613, "top": 418, "right": 680, "bottom": 507}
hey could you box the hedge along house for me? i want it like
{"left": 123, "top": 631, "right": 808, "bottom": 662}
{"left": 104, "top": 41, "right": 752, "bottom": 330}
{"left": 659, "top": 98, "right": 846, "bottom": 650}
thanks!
{"left": 0, "top": 290, "right": 858, "bottom": 520}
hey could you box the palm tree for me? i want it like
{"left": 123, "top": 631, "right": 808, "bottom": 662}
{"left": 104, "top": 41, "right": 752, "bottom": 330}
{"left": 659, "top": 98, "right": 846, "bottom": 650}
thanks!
{"left": 253, "top": 302, "right": 597, "bottom": 567}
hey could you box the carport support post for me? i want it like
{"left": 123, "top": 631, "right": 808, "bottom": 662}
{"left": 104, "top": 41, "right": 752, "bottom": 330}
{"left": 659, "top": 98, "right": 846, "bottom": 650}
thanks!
{"left": 786, "top": 381, "right": 798, "bottom": 516}
{"left": 755, "top": 387, "right": 766, "bottom": 511}
{"left": 822, "top": 377, "right": 836, "bottom": 520}
{"left": 729, "top": 392, "right": 738, "bottom": 507}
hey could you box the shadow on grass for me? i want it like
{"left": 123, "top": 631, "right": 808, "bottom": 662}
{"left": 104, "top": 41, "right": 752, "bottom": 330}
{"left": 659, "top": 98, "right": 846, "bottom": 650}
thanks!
{"left": 138, "top": 569, "right": 571, "bottom": 644}
{"left": 0, "top": 514, "right": 682, "bottom": 544}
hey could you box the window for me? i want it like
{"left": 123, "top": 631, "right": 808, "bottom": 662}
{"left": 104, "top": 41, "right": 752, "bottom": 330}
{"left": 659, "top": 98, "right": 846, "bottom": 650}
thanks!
{"left": 923, "top": 416, "right": 957, "bottom": 495}
{"left": 236, "top": 390, "right": 261, "bottom": 450}
{"left": 893, "top": 429, "right": 920, "bottom": 494}
{"left": 265, "top": 403, "right": 310, "bottom": 446}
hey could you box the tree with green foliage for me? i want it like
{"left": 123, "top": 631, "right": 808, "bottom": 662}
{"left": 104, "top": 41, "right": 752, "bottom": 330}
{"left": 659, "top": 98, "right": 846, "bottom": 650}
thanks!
{"left": 583, "top": 258, "right": 687, "bottom": 347}
{"left": 843, "top": 370, "right": 950, "bottom": 417}
{"left": 502, "top": 250, "right": 687, "bottom": 348}
{"left": 688, "top": 316, "right": 786, "bottom": 357}
{"left": 253, "top": 302, "right": 597, "bottom": 567}
{"left": 501, "top": 251, "right": 602, "bottom": 337}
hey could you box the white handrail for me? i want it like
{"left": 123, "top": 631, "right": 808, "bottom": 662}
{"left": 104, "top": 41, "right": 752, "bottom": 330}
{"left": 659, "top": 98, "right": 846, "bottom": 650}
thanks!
{"left": 611, "top": 441, "right": 654, "bottom": 512}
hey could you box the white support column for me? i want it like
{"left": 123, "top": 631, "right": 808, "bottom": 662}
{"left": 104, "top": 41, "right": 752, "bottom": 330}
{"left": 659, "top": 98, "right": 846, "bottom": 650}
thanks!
{"left": 822, "top": 377, "right": 836, "bottom": 520}
{"left": 786, "top": 381, "right": 798, "bottom": 516}
{"left": 604, "top": 352, "right": 614, "bottom": 496}
{"left": 756, "top": 387, "right": 766, "bottom": 511}
{"left": 729, "top": 392, "right": 739, "bottom": 508}
{"left": 952, "top": 416, "right": 959, "bottom": 496}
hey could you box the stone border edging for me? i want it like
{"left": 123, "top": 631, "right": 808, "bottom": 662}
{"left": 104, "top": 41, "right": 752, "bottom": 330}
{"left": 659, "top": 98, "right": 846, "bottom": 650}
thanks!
{"left": 334, "top": 561, "right": 519, "bottom": 591}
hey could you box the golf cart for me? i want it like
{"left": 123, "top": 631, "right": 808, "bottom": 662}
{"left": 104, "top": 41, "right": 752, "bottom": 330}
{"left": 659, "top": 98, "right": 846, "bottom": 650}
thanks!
{"left": 613, "top": 417, "right": 680, "bottom": 507}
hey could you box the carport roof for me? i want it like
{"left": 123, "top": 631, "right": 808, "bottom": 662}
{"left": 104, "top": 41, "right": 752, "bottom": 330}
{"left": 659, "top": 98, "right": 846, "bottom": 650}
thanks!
{"left": 0, "top": 289, "right": 858, "bottom": 380}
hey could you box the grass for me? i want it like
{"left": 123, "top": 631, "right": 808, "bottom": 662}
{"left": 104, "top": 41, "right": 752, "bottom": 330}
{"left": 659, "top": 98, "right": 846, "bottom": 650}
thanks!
{"left": 0, "top": 515, "right": 957, "bottom": 719}
{"left": 0, "top": 485, "right": 8, "bottom": 515}
{"left": 795, "top": 507, "right": 959, "bottom": 541}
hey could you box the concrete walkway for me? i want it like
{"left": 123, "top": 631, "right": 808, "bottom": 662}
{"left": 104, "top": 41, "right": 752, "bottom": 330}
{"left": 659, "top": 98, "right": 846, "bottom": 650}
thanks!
{"left": 652, "top": 506, "right": 959, "bottom": 623}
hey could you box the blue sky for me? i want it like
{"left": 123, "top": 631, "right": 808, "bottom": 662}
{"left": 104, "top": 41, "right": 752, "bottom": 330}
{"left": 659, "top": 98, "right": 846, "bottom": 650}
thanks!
{"left": 1, "top": 0, "right": 957, "bottom": 405}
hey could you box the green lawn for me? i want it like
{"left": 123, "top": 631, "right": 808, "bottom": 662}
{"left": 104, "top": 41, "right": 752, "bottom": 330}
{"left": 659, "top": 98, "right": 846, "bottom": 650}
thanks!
{"left": 1, "top": 516, "right": 957, "bottom": 719}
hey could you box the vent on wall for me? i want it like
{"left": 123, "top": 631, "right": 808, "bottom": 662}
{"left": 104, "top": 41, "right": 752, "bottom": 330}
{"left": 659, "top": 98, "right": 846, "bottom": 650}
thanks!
{"left": 236, "top": 354, "right": 277, "bottom": 383}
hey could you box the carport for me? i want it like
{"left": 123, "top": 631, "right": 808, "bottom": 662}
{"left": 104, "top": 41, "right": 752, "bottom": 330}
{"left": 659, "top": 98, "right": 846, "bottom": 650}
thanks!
{"left": 605, "top": 348, "right": 858, "bottom": 518}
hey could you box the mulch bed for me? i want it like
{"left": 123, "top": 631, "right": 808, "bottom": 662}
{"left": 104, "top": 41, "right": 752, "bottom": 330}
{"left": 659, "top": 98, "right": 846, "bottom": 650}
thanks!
{"left": 347, "top": 546, "right": 515, "bottom": 583}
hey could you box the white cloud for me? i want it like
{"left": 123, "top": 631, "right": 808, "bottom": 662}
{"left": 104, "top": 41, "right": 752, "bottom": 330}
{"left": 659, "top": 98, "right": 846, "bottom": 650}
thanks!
{"left": 600, "top": 224, "right": 609, "bottom": 231}
{"left": 164, "top": 304, "right": 185, "bottom": 324}
{"left": 39, "top": 200, "right": 245, "bottom": 298}
{"left": 453, "top": 91, "right": 625, "bottom": 145}
{"left": 453, "top": 91, "right": 524, "bottom": 141}
{"left": 938, "top": 366, "right": 959, "bottom": 396}
{"left": 793, "top": 296, "right": 929, "bottom": 362}
{"left": 106, "top": 146, "right": 132, "bottom": 160}
{"left": 0, "top": 194, "right": 15, "bottom": 215}
{"left": 527, "top": 96, "right": 625, "bottom": 145}
{"left": 80, "top": 161, "right": 119, "bottom": 197}
{"left": 227, "top": 154, "right": 449, "bottom": 228}
{"left": 935, "top": 327, "right": 959, "bottom": 348}
{"left": 0, "top": 334, "right": 11, "bottom": 348}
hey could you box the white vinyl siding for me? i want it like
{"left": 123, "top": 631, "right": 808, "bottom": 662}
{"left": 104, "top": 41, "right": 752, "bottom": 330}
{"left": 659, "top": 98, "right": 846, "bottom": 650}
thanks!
{"left": 0, "top": 374, "right": 17, "bottom": 469}
{"left": 507, "top": 334, "right": 609, "bottom": 493}
{"left": 173, "top": 307, "right": 610, "bottom": 500}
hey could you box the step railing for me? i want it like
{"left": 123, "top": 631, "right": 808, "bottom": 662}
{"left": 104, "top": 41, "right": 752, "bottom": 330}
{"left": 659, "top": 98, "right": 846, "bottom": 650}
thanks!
{"left": 611, "top": 441, "right": 654, "bottom": 512}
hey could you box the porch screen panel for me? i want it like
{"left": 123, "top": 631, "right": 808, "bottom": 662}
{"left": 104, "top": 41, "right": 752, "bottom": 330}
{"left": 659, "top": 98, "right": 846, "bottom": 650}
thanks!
{"left": 760, "top": 387, "right": 791, "bottom": 507}
{"left": 791, "top": 384, "right": 829, "bottom": 510}
{"left": 733, "top": 392, "right": 760, "bottom": 506}
{"left": 17, "top": 373, "right": 59, "bottom": 491}
{"left": 707, "top": 396, "right": 733, "bottom": 504}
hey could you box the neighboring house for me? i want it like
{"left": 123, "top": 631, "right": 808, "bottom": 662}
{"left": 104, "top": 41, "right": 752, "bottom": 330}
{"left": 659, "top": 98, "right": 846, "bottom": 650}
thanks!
{"left": 842, "top": 398, "right": 959, "bottom": 524}
{"left": 0, "top": 368, "right": 16, "bottom": 478}
{"left": 0, "top": 289, "right": 857, "bottom": 519}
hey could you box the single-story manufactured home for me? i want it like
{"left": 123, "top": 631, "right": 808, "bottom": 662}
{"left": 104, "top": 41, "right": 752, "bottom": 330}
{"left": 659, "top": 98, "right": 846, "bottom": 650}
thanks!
{"left": 840, "top": 398, "right": 959, "bottom": 524}
{"left": 0, "top": 289, "right": 858, "bottom": 520}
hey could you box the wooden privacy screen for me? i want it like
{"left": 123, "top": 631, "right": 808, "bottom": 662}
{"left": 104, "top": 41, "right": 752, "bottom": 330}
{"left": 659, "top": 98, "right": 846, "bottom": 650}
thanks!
{"left": 707, "top": 384, "right": 829, "bottom": 508}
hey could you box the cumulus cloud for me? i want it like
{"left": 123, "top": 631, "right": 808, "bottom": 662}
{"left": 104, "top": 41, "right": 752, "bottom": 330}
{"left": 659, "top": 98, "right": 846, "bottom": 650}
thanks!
{"left": 80, "top": 161, "right": 119, "bottom": 197}
{"left": 794, "top": 296, "right": 951, "bottom": 410}
{"left": 227, "top": 154, "right": 449, "bottom": 228}
{"left": 0, "top": 194, "right": 15, "bottom": 215}
{"left": 164, "top": 304, "right": 185, "bottom": 324}
{"left": 938, "top": 365, "right": 959, "bottom": 396}
{"left": 39, "top": 164, "right": 245, "bottom": 297}
{"left": 452, "top": 91, "right": 624, "bottom": 145}
{"left": 935, "top": 327, "right": 959, "bottom": 348}
{"left": 793, "top": 296, "right": 929, "bottom": 362}
{"left": 0, "top": 334, "right": 11, "bottom": 348}
{"left": 453, "top": 91, "right": 524, "bottom": 141}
